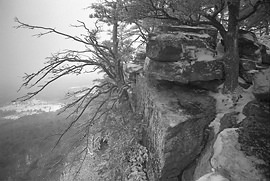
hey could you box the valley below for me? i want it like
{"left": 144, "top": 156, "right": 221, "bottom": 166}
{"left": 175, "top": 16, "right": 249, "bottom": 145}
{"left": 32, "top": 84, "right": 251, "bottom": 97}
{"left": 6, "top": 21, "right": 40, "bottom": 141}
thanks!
{"left": 0, "top": 99, "right": 76, "bottom": 181}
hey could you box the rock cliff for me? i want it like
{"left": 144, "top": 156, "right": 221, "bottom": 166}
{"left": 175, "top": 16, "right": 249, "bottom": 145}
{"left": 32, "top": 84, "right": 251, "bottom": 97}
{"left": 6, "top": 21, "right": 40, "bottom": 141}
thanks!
{"left": 134, "top": 26, "right": 270, "bottom": 181}
{"left": 136, "top": 76, "right": 216, "bottom": 180}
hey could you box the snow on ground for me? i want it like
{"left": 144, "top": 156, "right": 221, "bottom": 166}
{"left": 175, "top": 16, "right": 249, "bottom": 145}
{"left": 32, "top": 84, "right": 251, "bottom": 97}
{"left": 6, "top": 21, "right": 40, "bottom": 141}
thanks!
{"left": 196, "top": 172, "right": 229, "bottom": 181}
{"left": 209, "top": 83, "right": 255, "bottom": 134}
{"left": 197, "top": 84, "right": 255, "bottom": 180}
{"left": 171, "top": 25, "right": 215, "bottom": 30}
{"left": 182, "top": 32, "right": 210, "bottom": 38}
{"left": 0, "top": 99, "right": 64, "bottom": 120}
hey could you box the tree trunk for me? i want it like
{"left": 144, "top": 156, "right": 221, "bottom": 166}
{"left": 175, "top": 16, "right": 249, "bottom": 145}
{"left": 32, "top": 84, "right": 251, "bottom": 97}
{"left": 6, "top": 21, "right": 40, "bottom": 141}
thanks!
{"left": 112, "top": 2, "right": 120, "bottom": 80}
{"left": 265, "top": 20, "right": 269, "bottom": 35}
{"left": 111, "top": 1, "right": 131, "bottom": 107}
{"left": 112, "top": 1, "right": 125, "bottom": 86}
{"left": 223, "top": 0, "right": 240, "bottom": 93}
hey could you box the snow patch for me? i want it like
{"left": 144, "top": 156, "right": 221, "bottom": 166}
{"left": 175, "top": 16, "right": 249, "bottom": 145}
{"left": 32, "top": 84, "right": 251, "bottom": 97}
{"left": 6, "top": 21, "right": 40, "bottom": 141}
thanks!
{"left": 182, "top": 32, "right": 210, "bottom": 38}
{"left": 3, "top": 115, "right": 21, "bottom": 120}
{"left": 0, "top": 99, "right": 64, "bottom": 120}
{"left": 209, "top": 89, "right": 234, "bottom": 134}
{"left": 196, "top": 172, "right": 229, "bottom": 181}
{"left": 172, "top": 25, "right": 215, "bottom": 30}
{"left": 209, "top": 113, "right": 225, "bottom": 134}
{"left": 247, "top": 69, "right": 259, "bottom": 74}
{"left": 233, "top": 86, "right": 255, "bottom": 123}
{"left": 209, "top": 85, "right": 254, "bottom": 134}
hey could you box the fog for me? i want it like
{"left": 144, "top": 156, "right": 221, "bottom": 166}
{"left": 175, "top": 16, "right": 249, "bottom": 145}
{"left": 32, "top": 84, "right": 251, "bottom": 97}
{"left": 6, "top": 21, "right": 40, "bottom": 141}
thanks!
{"left": 0, "top": 0, "right": 100, "bottom": 105}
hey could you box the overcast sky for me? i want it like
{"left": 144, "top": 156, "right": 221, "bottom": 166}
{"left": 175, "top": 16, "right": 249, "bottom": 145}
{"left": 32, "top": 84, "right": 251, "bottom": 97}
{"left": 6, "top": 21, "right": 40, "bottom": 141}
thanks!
{"left": 0, "top": 0, "right": 101, "bottom": 104}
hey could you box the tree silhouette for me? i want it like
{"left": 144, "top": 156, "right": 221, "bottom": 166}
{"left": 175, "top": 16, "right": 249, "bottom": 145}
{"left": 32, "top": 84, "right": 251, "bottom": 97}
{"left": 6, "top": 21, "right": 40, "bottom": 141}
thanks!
{"left": 14, "top": 1, "right": 142, "bottom": 178}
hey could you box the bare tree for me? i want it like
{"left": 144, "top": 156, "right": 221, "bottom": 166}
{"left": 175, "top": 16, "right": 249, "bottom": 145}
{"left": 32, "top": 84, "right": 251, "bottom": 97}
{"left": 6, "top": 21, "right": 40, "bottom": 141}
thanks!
{"left": 14, "top": 0, "right": 142, "bottom": 178}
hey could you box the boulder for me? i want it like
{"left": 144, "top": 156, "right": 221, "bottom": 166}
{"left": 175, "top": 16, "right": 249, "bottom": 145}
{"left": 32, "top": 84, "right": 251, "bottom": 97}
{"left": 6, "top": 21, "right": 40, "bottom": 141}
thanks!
{"left": 258, "top": 35, "right": 270, "bottom": 64}
{"left": 157, "top": 25, "right": 218, "bottom": 49}
{"left": 238, "top": 30, "right": 269, "bottom": 64}
{"left": 238, "top": 100, "right": 270, "bottom": 179}
{"left": 239, "top": 58, "right": 258, "bottom": 83}
{"left": 211, "top": 128, "right": 267, "bottom": 181}
{"left": 239, "top": 29, "right": 258, "bottom": 43}
{"left": 263, "top": 54, "right": 270, "bottom": 65}
{"left": 192, "top": 128, "right": 215, "bottom": 181}
{"left": 193, "top": 112, "right": 238, "bottom": 180}
{"left": 242, "top": 100, "right": 270, "bottom": 118}
{"left": 261, "top": 45, "right": 270, "bottom": 65}
{"left": 190, "top": 79, "right": 224, "bottom": 92}
{"left": 252, "top": 68, "right": 270, "bottom": 101}
{"left": 135, "top": 76, "right": 216, "bottom": 180}
{"left": 239, "top": 40, "right": 261, "bottom": 61}
{"left": 240, "top": 70, "right": 254, "bottom": 84}
{"left": 146, "top": 33, "right": 216, "bottom": 62}
{"left": 238, "top": 30, "right": 261, "bottom": 61}
{"left": 144, "top": 58, "right": 224, "bottom": 84}
{"left": 240, "top": 58, "right": 257, "bottom": 71}
{"left": 193, "top": 100, "right": 270, "bottom": 181}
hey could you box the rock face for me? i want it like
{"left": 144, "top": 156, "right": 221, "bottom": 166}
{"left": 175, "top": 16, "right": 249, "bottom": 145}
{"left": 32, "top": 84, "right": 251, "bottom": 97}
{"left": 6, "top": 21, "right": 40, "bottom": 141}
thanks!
{"left": 147, "top": 33, "right": 216, "bottom": 62}
{"left": 261, "top": 45, "right": 270, "bottom": 65}
{"left": 211, "top": 128, "right": 266, "bottom": 181}
{"left": 156, "top": 25, "right": 218, "bottom": 49}
{"left": 239, "top": 100, "right": 270, "bottom": 178}
{"left": 135, "top": 25, "right": 270, "bottom": 181}
{"left": 238, "top": 30, "right": 270, "bottom": 85}
{"left": 238, "top": 30, "right": 262, "bottom": 62}
{"left": 252, "top": 68, "right": 270, "bottom": 101}
{"left": 192, "top": 112, "right": 240, "bottom": 181}
{"left": 191, "top": 128, "right": 215, "bottom": 181}
{"left": 136, "top": 76, "right": 216, "bottom": 180}
{"left": 145, "top": 58, "right": 224, "bottom": 84}
{"left": 145, "top": 28, "right": 224, "bottom": 92}
{"left": 193, "top": 95, "right": 270, "bottom": 181}
{"left": 239, "top": 58, "right": 258, "bottom": 83}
